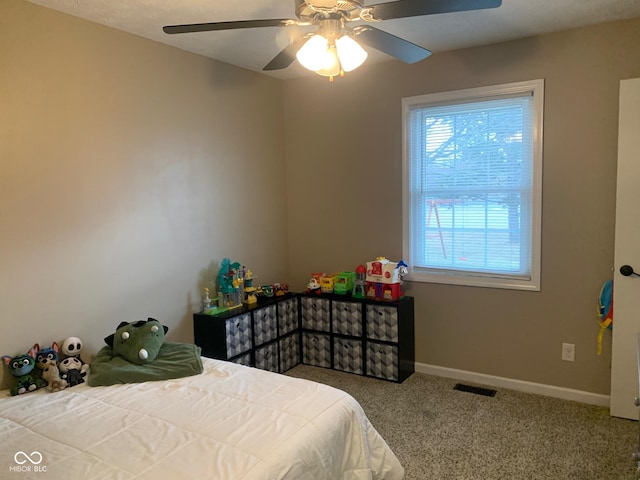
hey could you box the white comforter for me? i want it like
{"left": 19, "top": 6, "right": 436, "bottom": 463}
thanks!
{"left": 0, "top": 358, "right": 404, "bottom": 479}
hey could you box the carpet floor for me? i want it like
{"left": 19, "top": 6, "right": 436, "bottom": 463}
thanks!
{"left": 286, "top": 365, "right": 638, "bottom": 480}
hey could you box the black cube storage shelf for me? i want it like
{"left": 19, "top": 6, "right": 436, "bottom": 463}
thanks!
{"left": 193, "top": 293, "right": 414, "bottom": 383}
{"left": 193, "top": 294, "right": 300, "bottom": 373}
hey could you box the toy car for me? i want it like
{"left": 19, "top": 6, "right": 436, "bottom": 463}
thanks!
{"left": 333, "top": 272, "right": 356, "bottom": 295}
{"left": 320, "top": 276, "right": 335, "bottom": 294}
{"left": 306, "top": 277, "right": 322, "bottom": 294}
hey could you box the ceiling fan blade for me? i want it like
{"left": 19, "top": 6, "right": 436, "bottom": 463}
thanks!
{"left": 163, "top": 19, "right": 294, "bottom": 35}
{"left": 355, "top": 26, "right": 431, "bottom": 64}
{"left": 366, "top": 0, "right": 502, "bottom": 21}
{"left": 263, "top": 35, "right": 311, "bottom": 71}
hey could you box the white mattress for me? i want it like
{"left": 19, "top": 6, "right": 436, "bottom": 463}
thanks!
{"left": 0, "top": 358, "right": 404, "bottom": 479}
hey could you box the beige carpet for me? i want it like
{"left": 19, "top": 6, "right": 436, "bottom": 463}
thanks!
{"left": 286, "top": 365, "right": 638, "bottom": 480}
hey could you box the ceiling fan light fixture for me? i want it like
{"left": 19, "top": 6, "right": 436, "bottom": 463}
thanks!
{"left": 164, "top": 0, "right": 502, "bottom": 75}
{"left": 335, "top": 35, "right": 367, "bottom": 72}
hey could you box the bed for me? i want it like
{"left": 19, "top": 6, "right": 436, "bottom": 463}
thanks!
{"left": 1, "top": 357, "right": 404, "bottom": 479}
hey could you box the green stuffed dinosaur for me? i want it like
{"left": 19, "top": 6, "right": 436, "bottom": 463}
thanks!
{"left": 104, "top": 318, "right": 169, "bottom": 365}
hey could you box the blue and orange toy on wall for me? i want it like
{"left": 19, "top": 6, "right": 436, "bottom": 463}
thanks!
{"left": 365, "top": 257, "right": 408, "bottom": 301}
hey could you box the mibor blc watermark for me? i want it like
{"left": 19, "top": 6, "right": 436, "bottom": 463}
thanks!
{"left": 10, "top": 451, "right": 47, "bottom": 473}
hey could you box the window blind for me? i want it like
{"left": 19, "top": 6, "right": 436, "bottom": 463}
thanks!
{"left": 408, "top": 95, "right": 534, "bottom": 278}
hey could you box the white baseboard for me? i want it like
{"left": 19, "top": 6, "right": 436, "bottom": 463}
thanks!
{"left": 415, "top": 362, "right": 610, "bottom": 407}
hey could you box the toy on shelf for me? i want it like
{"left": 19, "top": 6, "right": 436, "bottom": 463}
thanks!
{"left": 244, "top": 286, "right": 258, "bottom": 304}
{"left": 305, "top": 271, "right": 357, "bottom": 296}
{"left": 306, "top": 277, "right": 321, "bottom": 294}
{"left": 333, "top": 272, "right": 356, "bottom": 295}
{"left": 365, "top": 257, "right": 408, "bottom": 301}
{"left": 203, "top": 259, "right": 293, "bottom": 313}
{"left": 216, "top": 258, "right": 256, "bottom": 312}
{"left": 320, "top": 275, "right": 336, "bottom": 294}
{"left": 273, "top": 283, "right": 289, "bottom": 296}
{"left": 202, "top": 287, "right": 220, "bottom": 314}
{"left": 352, "top": 264, "right": 367, "bottom": 298}
{"left": 244, "top": 268, "right": 254, "bottom": 288}
{"left": 203, "top": 287, "right": 212, "bottom": 309}
{"left": 306, "top": 272, "right": 324, "bottom": 295}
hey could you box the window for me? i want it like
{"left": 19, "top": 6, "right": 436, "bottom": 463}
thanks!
{"left": 402, "top": 80, "right": 544, "bottom": 291}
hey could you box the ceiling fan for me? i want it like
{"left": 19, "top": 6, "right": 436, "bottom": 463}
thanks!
{"left": 163, "top": 0, "right": 502, "bottom": 80}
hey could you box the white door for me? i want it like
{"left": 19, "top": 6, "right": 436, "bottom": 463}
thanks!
{"left": 611, "top": 77, "right": 640, "bottom": 419}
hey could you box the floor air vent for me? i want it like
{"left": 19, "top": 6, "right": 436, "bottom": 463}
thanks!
{"left": 453, "top": 383, "right": 497, "bottom": 397}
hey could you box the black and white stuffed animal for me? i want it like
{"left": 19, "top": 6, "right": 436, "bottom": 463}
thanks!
{"left": 59, "top": 356, "right": 86, "bottom": 387}
{"left": 61, "top": 337, "right": 89, "bottom": 375}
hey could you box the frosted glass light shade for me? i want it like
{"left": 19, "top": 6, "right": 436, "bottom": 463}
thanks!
{"left": 314, "top": 45, "right": 341, "bottom": 77}
{"left": 335, "top": 35, "right": 368, "bottom": 72}
{"left": 296, "top": 35, "right": 329, "bottom": 72}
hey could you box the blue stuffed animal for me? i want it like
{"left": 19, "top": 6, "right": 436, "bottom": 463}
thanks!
{"left": 35, "top": 342, "right": 60, "bottom": 369}
{"left": 2, "top": 344, "right": 45, "bottom": 396}
{"left": 36, "top": 342, "right": 68, "bottom": 392}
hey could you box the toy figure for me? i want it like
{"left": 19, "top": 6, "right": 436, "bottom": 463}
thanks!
{"left": 61, "top": 336, "right": 90, "bottom": 375}
{"left": 397, "top": 260, "right": 409, "bottom": 280}
{"left": 203, "top": 288, "right": 212, "bottom": 309}
{"left": 41, "top": 362, "right": 67, "bottom": 391}
{"left": 59, "top": 356, "right": 86, "bottom": 386}
{"left": 35, "top": 342, "right": 60, "bottom": 368}
{"left": 2, "top": 344, "right": 44, "bottom": 396}
{"left": 245, "top": 269, "right": 254, "bottom": 288}
{"left": 36, "top": 342, "right": 67, "bottom": 392}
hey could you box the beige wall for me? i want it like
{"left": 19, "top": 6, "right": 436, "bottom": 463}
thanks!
{"left": 0, "top": 0, "right": 288, "bottom": 385}
{"left": 283, "top": 18, "right": 640, "bottom": 395}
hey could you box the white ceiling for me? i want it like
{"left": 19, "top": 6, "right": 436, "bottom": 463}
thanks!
{"left": 25, "top": 0, "right": 640, "bottom": 80}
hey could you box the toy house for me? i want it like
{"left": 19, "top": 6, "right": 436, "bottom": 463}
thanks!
{"left": 365, "top": 257, "right": 406, "bottom": 301}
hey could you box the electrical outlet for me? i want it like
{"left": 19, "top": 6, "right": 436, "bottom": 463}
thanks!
{"left": 562, "top": 343, "right": 575, "bottom": 362}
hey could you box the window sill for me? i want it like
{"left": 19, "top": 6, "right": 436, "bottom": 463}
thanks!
{"left": 405, "top": 271, "right": 540, "bottom": 291}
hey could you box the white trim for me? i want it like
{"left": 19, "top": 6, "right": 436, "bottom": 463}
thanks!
{"left": 415, "top": 361, "right": 610, "bottom": 407}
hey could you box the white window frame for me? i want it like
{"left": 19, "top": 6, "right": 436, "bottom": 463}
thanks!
{"left": 402, "top": 79, "right": 544, "bottom": 291}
